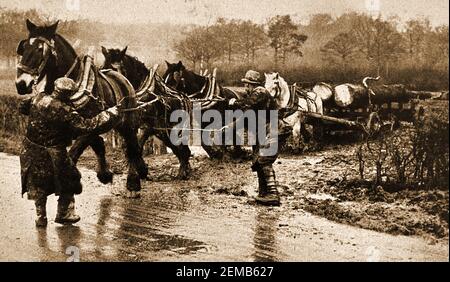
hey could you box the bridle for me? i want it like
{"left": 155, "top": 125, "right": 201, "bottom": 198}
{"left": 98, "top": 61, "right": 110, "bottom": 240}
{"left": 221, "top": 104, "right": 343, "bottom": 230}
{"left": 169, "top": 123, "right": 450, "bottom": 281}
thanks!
{"left": 165, "top": 69, "right": 186, "bottom": 91}
{"left": 17, "top": 36, "right": 57, "bottom": 84}
{"left": 272, "top": 78, "right": 282, "bottom": 99}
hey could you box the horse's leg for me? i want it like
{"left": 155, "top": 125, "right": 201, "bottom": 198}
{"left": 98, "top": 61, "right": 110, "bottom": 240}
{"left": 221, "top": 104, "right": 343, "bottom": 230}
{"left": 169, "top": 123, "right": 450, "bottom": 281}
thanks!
{"left": 69, "top": 135, "right": 113, "bottom": 184}
{"left": 69, "top": 135, "right": 91, "bottom": 164}
{"left": 202, "top": 143, "right": 225, "bottom": 159}
{"left": 90, "top": 135, "right": 113, "bottom": 184}
{"left": 116, "top": 126, "right": 147, "bottom": 197}
{"left": 200, "top": 119, "right": 226, "bottom": 159}
{"left": 137, "top": 126, "right": 153, "bottom": 152}
{"left": 157, "top": 132, "right": 192, "bottom": 180}
{"left": 136, "top": 126, "right": 154, "bottom": 180}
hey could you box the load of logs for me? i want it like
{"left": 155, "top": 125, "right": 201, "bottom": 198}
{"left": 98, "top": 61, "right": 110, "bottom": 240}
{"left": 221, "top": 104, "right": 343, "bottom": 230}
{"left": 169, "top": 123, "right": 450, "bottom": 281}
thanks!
{"left": 311, "top": 81, "right": 433, "bottom": 109}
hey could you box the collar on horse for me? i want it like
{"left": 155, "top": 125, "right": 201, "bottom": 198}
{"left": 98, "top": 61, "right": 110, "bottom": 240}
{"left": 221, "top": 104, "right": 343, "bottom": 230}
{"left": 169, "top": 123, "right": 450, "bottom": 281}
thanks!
{"left": 67, "top": 54, "right": 99, "bottom": 110}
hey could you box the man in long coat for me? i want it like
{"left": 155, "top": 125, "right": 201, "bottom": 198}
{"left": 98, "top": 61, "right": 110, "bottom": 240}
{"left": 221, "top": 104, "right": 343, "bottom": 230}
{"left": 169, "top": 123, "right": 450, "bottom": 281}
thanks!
{"left": 20, "top": 77, "right": 120, "bottom": 227}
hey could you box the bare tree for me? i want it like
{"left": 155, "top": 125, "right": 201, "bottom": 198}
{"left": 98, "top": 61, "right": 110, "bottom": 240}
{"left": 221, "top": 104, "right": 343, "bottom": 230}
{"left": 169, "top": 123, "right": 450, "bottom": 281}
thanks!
{"left": 353, "top": 15, "right": 404, "bottom": 76}
{"left": 173, "top": 28, "right": 203, "bottom": 69}
{"left": 423, "top": 25, "right": 449, "bottom": 71}
{"left": 237, "top": 21, "right": 267, "bottom": 64}
{"left": 321, "top": 32, "right": 359, "bottom": 70}
{"left": 267, "top": 15, "right": 308, "bottom": 67}
{"left": 404, "top": 19, "right": 431, "bottom": 67}
{"left": 214, "top": 18, "right": 240, "bottom": 64}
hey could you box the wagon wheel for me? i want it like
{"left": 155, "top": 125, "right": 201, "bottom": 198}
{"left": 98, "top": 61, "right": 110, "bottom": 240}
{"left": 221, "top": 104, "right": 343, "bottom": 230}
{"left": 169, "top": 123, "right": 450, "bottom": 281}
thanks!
{"left": 312, "top": 120, "right": 325, "bottom": 140}
{"left": 366, "top": 111, "right": 398, "bottom": 139}
{"left": 365, "top": 112, "right": 383, "bottom": 138}
{"left": 311, "top": 120, "right": 325, "bottom": 149}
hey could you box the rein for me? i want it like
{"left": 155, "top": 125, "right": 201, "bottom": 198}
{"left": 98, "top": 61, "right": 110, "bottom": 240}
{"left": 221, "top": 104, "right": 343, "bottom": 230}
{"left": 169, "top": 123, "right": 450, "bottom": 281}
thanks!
{"left": 64, "top": 56, "right": 80, "bottom": 78}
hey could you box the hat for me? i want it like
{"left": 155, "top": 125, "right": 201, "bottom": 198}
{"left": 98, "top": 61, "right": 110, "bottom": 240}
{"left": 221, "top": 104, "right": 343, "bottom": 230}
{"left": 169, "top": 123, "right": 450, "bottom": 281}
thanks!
{"left": 54, "top": 77, "right": 77, "bottom": 93}
{"left": 241, "top": 70, "right": 262, "bottom": 85}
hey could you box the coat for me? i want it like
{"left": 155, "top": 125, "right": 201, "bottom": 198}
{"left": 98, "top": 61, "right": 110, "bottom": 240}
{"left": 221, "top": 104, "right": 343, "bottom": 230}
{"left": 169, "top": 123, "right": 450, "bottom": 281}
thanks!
{"left": 19, "top": 92, "right": 118, "bottom": 199}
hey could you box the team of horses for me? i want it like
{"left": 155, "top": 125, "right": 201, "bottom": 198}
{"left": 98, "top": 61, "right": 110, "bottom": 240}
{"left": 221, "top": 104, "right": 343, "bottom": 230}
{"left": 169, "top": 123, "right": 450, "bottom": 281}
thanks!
{"left": 15, "top": 20, "right": 317, "bottom": 197}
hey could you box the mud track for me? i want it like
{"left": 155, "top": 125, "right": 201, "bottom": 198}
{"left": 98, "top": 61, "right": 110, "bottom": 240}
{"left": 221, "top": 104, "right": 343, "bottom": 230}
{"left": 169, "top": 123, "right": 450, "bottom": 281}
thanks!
{"left": 0, "top": 152, "right": 448, "bottom": 261}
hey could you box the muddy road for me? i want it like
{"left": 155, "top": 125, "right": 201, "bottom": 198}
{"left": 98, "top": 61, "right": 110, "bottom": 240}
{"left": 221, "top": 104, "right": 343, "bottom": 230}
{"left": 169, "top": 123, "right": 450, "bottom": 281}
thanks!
{"left": 0, "top": 151, "right": 448, "bottom": 262}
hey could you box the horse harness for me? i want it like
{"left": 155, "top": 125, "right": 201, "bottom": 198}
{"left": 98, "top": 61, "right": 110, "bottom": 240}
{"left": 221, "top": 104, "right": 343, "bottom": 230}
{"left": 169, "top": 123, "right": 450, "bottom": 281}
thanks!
{"left": 64, "top": 54, "right": 108, "bottom": 111}
{"left": 17, "top": 36, "right": 57, "bottom": 84}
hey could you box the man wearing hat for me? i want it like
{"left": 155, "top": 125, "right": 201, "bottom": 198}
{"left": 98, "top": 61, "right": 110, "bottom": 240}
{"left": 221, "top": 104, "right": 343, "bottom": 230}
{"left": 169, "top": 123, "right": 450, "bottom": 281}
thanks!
{"left": 228, "top": 70, "right": 292, "bottom": 206}
{"left": 19, "top": 77, "right": 120, "bottom": 227}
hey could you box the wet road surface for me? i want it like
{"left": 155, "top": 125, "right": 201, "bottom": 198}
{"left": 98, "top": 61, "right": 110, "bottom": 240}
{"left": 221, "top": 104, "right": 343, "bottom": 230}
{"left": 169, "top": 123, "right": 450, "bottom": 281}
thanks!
{"left": 0, "top": 153, "right": 448, "bottom": 261}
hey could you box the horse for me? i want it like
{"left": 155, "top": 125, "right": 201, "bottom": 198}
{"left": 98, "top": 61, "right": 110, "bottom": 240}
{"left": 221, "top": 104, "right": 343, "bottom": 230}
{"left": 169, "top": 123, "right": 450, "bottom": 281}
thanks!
{"left": 264, "top": 72, "right": 324, "bottom": 144}
{"left": 162, "top": 61, "right": 247, "bottom": 159}
{"left": 101, "top": 47, "right": 192, "bottom": 179}
{"left": 15, "top": 19, "right": 147, "bottom": 197}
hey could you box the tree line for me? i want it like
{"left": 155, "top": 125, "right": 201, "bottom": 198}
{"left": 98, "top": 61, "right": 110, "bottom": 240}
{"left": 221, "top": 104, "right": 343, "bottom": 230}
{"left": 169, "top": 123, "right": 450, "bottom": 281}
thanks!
{"left": 0, "top": 7, "right": 448, "bottom": 90}
{"left": 173, "top": 13, "right": 448, "bottom": 90}
{"left": 0, "top": 7, "right": 183, "bottom": 67}
{"left": 174, "top": 15, "right": 308, "bottom": 69}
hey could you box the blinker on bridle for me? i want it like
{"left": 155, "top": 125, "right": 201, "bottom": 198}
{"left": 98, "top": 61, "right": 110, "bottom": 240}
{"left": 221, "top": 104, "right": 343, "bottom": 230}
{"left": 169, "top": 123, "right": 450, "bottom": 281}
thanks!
{"left": 273, "top": 79, "right": 281, "bottom": 98}
{"left": 166, "top": 69, "right": 186, "bottom": 91}
{"left": 17, "top": 36, "right": 56, "bottom": 82}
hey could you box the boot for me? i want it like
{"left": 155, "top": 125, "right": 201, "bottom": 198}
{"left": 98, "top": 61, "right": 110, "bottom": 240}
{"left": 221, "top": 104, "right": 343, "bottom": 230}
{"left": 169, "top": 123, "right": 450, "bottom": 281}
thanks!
{"left": 55, "top": 195, "right": 80, "bottom": 225}
{"left": 256, "top": 168, "right": 268, "bottom": 196}
{"left": 34, "top": 196, "right": 48, "bottom": 228}
{"left": 255, "top": 166, "right": 280, "bottom": 206}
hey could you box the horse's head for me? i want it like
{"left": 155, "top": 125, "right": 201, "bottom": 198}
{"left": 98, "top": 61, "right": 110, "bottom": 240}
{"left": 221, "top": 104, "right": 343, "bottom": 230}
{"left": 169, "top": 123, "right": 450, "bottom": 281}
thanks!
{"left": 162, "top": 60, "right": 186, "bottom": 90}
{"left": 264, "top": 72, "right": 282, "bottom": 97}
{"left": 16, "top": 19, "right": 59, "bottom": 95}
{"left": 163, "top": 61, "right": 208, "bottom": 95}
{"left": 102, "top": 46, "right": 150, "bottom": 90}
{"left": 101, "top": 46, "right": 128, "bottom": 76}
{"left": 264, "top": 72, "right": 290, "bottom": 108}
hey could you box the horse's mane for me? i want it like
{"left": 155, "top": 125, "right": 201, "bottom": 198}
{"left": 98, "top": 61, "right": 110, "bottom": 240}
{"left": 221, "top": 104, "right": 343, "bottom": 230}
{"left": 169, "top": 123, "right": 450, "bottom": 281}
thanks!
{"left": 182, "top": 67, "right": 206, "bottom": 82}
{"left": 125, "top": 54, "right": 148, "bottom": 74}
{"left": 54, "top": 34, "right": 77, "bottom": 58}
{"left": 122, "top": 54, "right": 150, "bottom": 89}
{"left": 277, "top": 75, "right": 289, "bottom": 88}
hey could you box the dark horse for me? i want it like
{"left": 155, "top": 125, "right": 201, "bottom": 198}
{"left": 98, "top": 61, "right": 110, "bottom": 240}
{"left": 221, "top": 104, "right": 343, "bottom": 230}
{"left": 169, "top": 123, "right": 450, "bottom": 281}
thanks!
{"left": 162, "top": 61, "right": 247, "bottom": 159}
{"left": 15, "top": 20, "right": 147, "bottom": 197}
{"left": 101, "top": 47, "right": 192, "bottom": 179}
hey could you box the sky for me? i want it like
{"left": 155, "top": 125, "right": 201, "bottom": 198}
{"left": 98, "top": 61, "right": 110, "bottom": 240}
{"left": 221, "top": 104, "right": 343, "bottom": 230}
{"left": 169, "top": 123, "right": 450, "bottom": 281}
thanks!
{"left": 0, "top": 0, "right": 448, "bottom": 26}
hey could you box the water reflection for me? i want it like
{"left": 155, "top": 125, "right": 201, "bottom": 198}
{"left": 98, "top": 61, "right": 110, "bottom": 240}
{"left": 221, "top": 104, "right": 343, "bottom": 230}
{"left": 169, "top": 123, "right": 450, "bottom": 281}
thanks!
{"left": 55, "top": 225, "right": 82, "bottom": 261}
{"left": 252, "top": 208, "right": 280, "bottom": 262}
{"left": 94, "top": 197, "right": 114, "bottom": 259}
{"left": 114, "top": 186, "right": 210, "bottom": 260}
{"left": 36, "top": 228, "right": 50, "bottom": 262}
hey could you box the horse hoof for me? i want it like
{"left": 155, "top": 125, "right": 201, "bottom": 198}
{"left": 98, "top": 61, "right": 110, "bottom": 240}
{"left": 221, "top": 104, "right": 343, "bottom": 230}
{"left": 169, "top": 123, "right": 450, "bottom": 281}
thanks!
{"left": 110, "top": 187, "right": 121, "bottom": 196}
{"left": 124, "top": 191, "right": 141, "bottom": 198}
{"left": 177, "top": 173, "right": 189, "bottom": 180}
{"left": 177, "top": 167, "right": 191, "bottom": 180}
{"left": 97, "top": 170, "right": 114, "bottom": 184}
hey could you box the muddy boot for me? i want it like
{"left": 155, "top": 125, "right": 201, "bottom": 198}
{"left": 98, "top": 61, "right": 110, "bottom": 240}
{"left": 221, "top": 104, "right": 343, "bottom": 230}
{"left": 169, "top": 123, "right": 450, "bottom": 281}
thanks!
{"left": 255, "top": 166, "right": 280, "bottom": 206}
{"left": 34, "top": 196, "right": 48, "bottom": 228}
{"left": 255, "top": 168, "right": 267, "bottom": 196}
{"left": 55, "top": 195, "right": 80, "bottom": 225}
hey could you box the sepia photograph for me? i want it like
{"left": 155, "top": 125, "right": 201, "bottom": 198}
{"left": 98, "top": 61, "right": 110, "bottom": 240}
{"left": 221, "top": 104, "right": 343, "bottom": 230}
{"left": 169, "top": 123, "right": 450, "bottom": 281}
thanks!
{"left": 0, "top": 0, "right": 448, "bottom": 266}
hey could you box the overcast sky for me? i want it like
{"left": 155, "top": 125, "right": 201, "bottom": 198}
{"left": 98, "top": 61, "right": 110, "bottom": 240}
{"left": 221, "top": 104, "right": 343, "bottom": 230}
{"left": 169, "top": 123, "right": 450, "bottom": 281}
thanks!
{"left": 1, "top": 0, "right": 448, "bottom": 26}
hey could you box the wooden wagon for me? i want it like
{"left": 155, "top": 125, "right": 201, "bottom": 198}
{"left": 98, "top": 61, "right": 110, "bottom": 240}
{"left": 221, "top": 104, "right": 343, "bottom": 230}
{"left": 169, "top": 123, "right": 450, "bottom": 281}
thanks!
{"left": 294, "top": 77, "right": 431, "bottom": 139}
